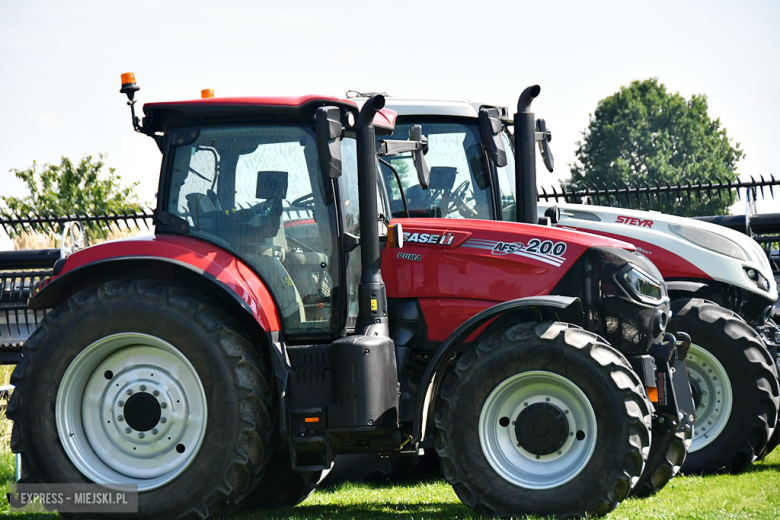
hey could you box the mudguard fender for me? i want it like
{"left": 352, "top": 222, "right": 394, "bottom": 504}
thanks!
{"left": 412, "top": 295, "right": 580, "bottom": 443}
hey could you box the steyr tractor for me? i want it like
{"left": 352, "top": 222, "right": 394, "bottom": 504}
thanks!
{"left": 8, "top": 76, "right": 689, "bottom": 519}
{"left": 354, "top": 86, "right": 779, "bottom": 479}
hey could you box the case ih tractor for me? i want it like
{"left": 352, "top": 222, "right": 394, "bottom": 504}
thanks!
{"left": 6, "top": 76, "right": 692, "bottom": 519}
{"left": 359, "top": 86, "right": 779, "bottom": 477}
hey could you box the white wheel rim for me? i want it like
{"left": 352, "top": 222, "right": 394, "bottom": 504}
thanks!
{"left": 685, "top": 343, "right": 733, "bottom": 452}
{"left": 56, "top": 333, "right": 208, "bottom": 491}
{"left": 479, "top": 371, "right": 597, "bottom": 489}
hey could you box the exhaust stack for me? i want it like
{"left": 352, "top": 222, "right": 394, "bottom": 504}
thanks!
{"left": 355, "top": 95, "right": 389, "bottom": 336}
{"left": 515, "top": 85, "right": 541, "bottom": 224}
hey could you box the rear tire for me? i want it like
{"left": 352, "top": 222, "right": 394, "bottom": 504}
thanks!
{"left": 435, "top": 321, "right": 652, "bottom": 518}
{"left": 7, "top": 279, "right": 274, "bottom": 519}
{"left": 670, "top": 298, "right": 779, "bottom": 474}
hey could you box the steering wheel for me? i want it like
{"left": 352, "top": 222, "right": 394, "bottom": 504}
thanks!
{"left": 445, "top": 181, "right": 478, "bottom": 218}
{"left": 290, "top": 193, "right": 315, "bottom": 209}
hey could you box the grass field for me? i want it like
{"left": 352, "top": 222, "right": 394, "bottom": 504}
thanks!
{"left": 0, "top": 446, "right": 778, "bottom": 519}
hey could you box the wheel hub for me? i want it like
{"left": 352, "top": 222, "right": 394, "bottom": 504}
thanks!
{"left": 56, "top": 333, "right": 208, "bottom": 491}
{"left": 123, "top": 391, "right": 162, "bottom": 432}
{"left": 684, "top": 343, "right": 733, "bottom": 452}
{"left": 515, "top": 402, "right": 569, "bottom": 455}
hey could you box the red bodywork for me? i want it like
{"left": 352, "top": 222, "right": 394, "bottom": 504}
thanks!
{"left": 38, "top": 235, "right": 281, "bottom": 332}
{"left": 383, "top": 219, "right": 636, "bottom": 340}
{"left": 33, "top": 220, "right": 634, "bottom": 342}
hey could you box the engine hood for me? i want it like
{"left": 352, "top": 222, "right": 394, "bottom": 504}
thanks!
{"left": 538, "top": 202, "right": 777, "bottom": 302}
{"left": 382, "top": 218, "right": 636, "bottom": 301}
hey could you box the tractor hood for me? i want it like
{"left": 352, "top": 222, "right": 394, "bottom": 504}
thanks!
{"left": 539, "top": 202, "right": 777, "bottom": 302}
{"left": 382, "top": 218, "right": 636, "bottom": 302}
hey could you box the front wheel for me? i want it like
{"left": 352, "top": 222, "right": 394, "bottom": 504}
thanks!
{"left": 670, "top": 299, "right": 780, "bottom": 474}
{"left": 8, "top": 279, "right": 274, "bottom": 519}
{"left": 435, "top": 321, "right": 652, "bottom": 518}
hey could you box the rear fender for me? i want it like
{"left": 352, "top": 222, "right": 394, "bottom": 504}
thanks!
{"left": 28, "top": 236, "right": 281, "bottom": 332}
{"left": 411, "top": 295, "right": 581, "bottom": 443}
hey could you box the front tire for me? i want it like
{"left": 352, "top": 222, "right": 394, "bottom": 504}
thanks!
{"left": 670, "top": 298, "right": 780, "bottom": 474}
{"left": 630, "top": 431, "right": 690, "bottom": 497}
{"left": 8, "top": 279, "right": 274, "bottom": 519}
{"left": 435, "top": 321, "right": 652, "bottom": 518}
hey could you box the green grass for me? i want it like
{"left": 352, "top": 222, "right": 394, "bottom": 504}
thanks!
{"left": 235, "top": 450, "right": 780, "bottom": 520}
{"left": 0, "top": 450, "right": 778, "bottom": 518}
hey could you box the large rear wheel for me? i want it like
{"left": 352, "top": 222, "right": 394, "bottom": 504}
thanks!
{"left": 670, "top": 298, "right": 779, "bottom": 474}
{"left": 8, "top": 279, "right": 274, "bottom": 519}
{"left": 435, "top": 321, "right": 652, "bottom": 518}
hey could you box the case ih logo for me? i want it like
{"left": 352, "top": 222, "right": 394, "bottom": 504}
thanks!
{"left": 403, "top": 232, "right": 455, "bottom": 245}
{"left": 616, "top": 215, "right": 654, "bottom": 228}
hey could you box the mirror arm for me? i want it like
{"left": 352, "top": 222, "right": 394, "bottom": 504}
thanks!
{"left": 376, "top": 139, "right": 427, "bottom": 157}
{"left": 379, "top": 157, "right": 410, "bottom": 218}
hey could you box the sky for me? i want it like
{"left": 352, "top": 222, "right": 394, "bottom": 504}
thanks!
{"left": 1, "top": 0, "right": 778, "bottom": 248}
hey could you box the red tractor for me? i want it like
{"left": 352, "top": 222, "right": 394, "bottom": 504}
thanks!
{"left": 8, "top": 76, "right": 690, "bottom": 519}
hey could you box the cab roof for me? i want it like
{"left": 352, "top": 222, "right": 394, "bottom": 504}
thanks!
{"left": 141, "top": 95, "right": 396, "bottom": 134}
{"left": 351, "top": 97, "right": 511, "bottom": 121}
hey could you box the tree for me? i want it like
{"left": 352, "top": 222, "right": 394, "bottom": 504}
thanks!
{"left": 1, "top": 154, "right": 144, "bottom": 240}
{"left": 569, "top": 78, "right": 743, "bottom": 216}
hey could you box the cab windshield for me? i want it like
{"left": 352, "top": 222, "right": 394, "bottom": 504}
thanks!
{"left": 165, "top": 125, "right": 356, "bottom": 334}
{"left": 378, "top": 121, "right": 493, "bottom": 219}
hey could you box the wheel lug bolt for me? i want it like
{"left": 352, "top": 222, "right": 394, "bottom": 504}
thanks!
{"left": 152, "top": 429, "right": 158, "bottom": 435}
{"left": 569, "top": 432, "right": 574, "bottom": 436}
{"left": 138, "top": 433, "right": 145, "bottom": 439}
{"left": 153, "top": 390, "right": 159, "bottom": 397}
{"left": 512, "top": 421, "right": 516, "bottom": 425}
{"left": 564, "top": 410, "right": 569, "bottom": 414}
{"left": 535, "top": 455, "right": 540, "bottom": 459}
{"left": 545, "top": 397, "right": 550, "bottom": 402}
{"left": 118, "top": 401, "right": 124, "bottom": 407}
{"left": 557, "top": 451, "right": 562, "bottom": 455}
{"left": 160, "top": 417, "right": 167, "bottom": 423}
{"left": 523, "top": 402, "right": 528, "bottom": 407}
{"left": 126, "top": 389, "right": 133, "bottom": 396}
{"left": 140, "top": 385, "right": 146, "bottom": 392}
{"left": 697, "top": 378, "right": 702, "bottom": 382}
{"left": 125, "top": 428, "right": 131, "bottom": 434}
{"left": 118, "top": 415, "right": 124, "bottom": 422}
{"left": 517, "top": 442, "right": 521, "bottom": 447}
{"left": 161, "top": 403, "right": 167, "bottom": 409}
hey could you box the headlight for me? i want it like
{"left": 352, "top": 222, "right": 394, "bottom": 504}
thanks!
{"left": 621, "top": 266, "right": 664, "bottom": 304}
{"left": 668, "top": 223, "right": 747, "bottom": 261}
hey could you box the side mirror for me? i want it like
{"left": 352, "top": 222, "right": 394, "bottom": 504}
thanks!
{"left": 410, "top": 125, "right": 430, "bottom": 189}
{"left": 316, "top": 107, "right": 344, "bottom": 179}
{"left": 478, "top": 107, "right": 507, "bottom": 168}
{"left": 536, "top": 119, "right": 554, "bottom": 173}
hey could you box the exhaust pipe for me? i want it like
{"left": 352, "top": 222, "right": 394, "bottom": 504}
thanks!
{"left": 515, "top": 85, "right": 541, "bottom": 224}
{"left": 355, "top": 95, "right": 389, "bottom": 336}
